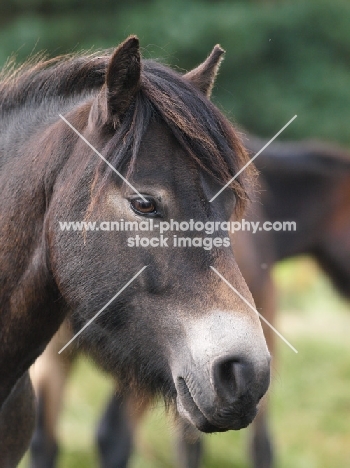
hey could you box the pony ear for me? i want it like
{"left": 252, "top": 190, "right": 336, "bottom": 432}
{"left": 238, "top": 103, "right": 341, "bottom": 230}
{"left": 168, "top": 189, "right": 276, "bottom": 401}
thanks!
{"left": 184, "top": 45, "right": 225, "bottom": 98}
{"left": 93, "top": 35, "right": 141, "bottom": 128}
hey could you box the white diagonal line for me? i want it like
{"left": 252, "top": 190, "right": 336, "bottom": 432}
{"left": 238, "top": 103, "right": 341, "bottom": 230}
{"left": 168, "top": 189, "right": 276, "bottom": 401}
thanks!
{"left": 59, "top": 114, "right": 147, "bottom": 202}
{"left": 209, "top": 115, "right": 297, "bottom": 202}
{"left": 58, "top": 266, "right": 148, "bottom": 354}
{"left": 210, "top": 266, "right": 298, "bottom": 353}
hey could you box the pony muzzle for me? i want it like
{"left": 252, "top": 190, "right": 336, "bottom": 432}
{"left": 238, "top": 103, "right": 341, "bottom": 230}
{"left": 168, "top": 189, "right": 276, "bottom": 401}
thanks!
{"left": 172, "top": 311, "right": 271, "bottom": 433}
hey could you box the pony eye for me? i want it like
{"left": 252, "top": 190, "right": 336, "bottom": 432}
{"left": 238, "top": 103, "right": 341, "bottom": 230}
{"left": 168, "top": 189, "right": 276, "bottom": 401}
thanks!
{"left": 130, "top": 198, "right": 158, "bottom": 216}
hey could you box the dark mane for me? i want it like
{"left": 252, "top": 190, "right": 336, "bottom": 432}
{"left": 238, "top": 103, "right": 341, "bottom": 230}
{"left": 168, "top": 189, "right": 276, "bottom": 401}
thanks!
{"left": 99, "top": 60, "right": 252, "bottom": 211}
{"left": 0, "top": 52, "right": 110, "bottom": 114}
{"left": 0, "top": 53, "right": 252, "bottom": 210}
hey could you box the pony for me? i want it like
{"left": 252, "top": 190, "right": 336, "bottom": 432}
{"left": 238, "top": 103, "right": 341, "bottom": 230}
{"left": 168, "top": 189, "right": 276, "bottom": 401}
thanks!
{"left": 28, "top": 136, "right": 350, "bottom": 468}
{"left": 29, "top": 199, "right": 275, "bottom": 468}
{"left": 0, "top": 36, "right": 271, "bottom": 466}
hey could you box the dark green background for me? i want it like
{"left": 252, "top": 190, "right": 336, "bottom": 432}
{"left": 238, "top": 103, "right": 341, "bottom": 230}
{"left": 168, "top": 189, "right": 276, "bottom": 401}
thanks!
{"left": 1, "top": 0, "right": 349, "bottom": 145}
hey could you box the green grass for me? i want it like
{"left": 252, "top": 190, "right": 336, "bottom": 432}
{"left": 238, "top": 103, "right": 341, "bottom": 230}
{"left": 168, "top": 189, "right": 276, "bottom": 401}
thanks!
{"left": 20, "top": 257, "right": 350, "bottom": 467}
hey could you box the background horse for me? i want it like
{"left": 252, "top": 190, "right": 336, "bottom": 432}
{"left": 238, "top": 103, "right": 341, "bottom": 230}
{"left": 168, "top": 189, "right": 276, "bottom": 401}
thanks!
{"left": 252, "top": 136, "right": 350, "bottom": 298}
{"left": 0, "top": 37, "right": 271, "bottom": 466}
{"left": 28, "top": 137, "right": 350, "bottom": 468}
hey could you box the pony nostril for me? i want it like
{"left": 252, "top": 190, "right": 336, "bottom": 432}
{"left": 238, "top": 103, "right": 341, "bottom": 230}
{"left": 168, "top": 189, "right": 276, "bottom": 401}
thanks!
{"left": 212, "top": 357, "right": 249, "bottom": 403}
{"left": 218, "top": 360, "right": 238, "bottom": 392}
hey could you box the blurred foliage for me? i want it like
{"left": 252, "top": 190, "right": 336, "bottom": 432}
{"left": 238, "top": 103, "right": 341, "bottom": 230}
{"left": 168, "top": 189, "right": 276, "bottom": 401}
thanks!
{"left": 1, "top": 0, "right": 350, "bottom": 144}
{"left": 274, "top": 257, "right": 332, "bottom": 310}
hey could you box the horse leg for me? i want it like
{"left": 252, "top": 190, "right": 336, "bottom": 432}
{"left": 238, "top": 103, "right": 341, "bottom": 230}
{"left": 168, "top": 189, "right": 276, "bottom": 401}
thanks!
{"left": 97, "top": 391, "right": 203, "bottom": 468}
{"left": 249, "top": 275, "right": 275, "bottom": 468}
{"left": 0, "top": 371, "right": 36, "bottom": 468}
{"left": 96, "top": 392, "right": 133, "bottom": 468}
{"left": 175, "top": 419, "right": 203, "bottom": 468}
{"left": 249, "top": 397, "right": 273, "bottom": 468}
{"left": 29, "top": 322, "right": 75, "bottom": 468}
{"left": 96, "top": 389, "right": 149, "bottom": 468}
